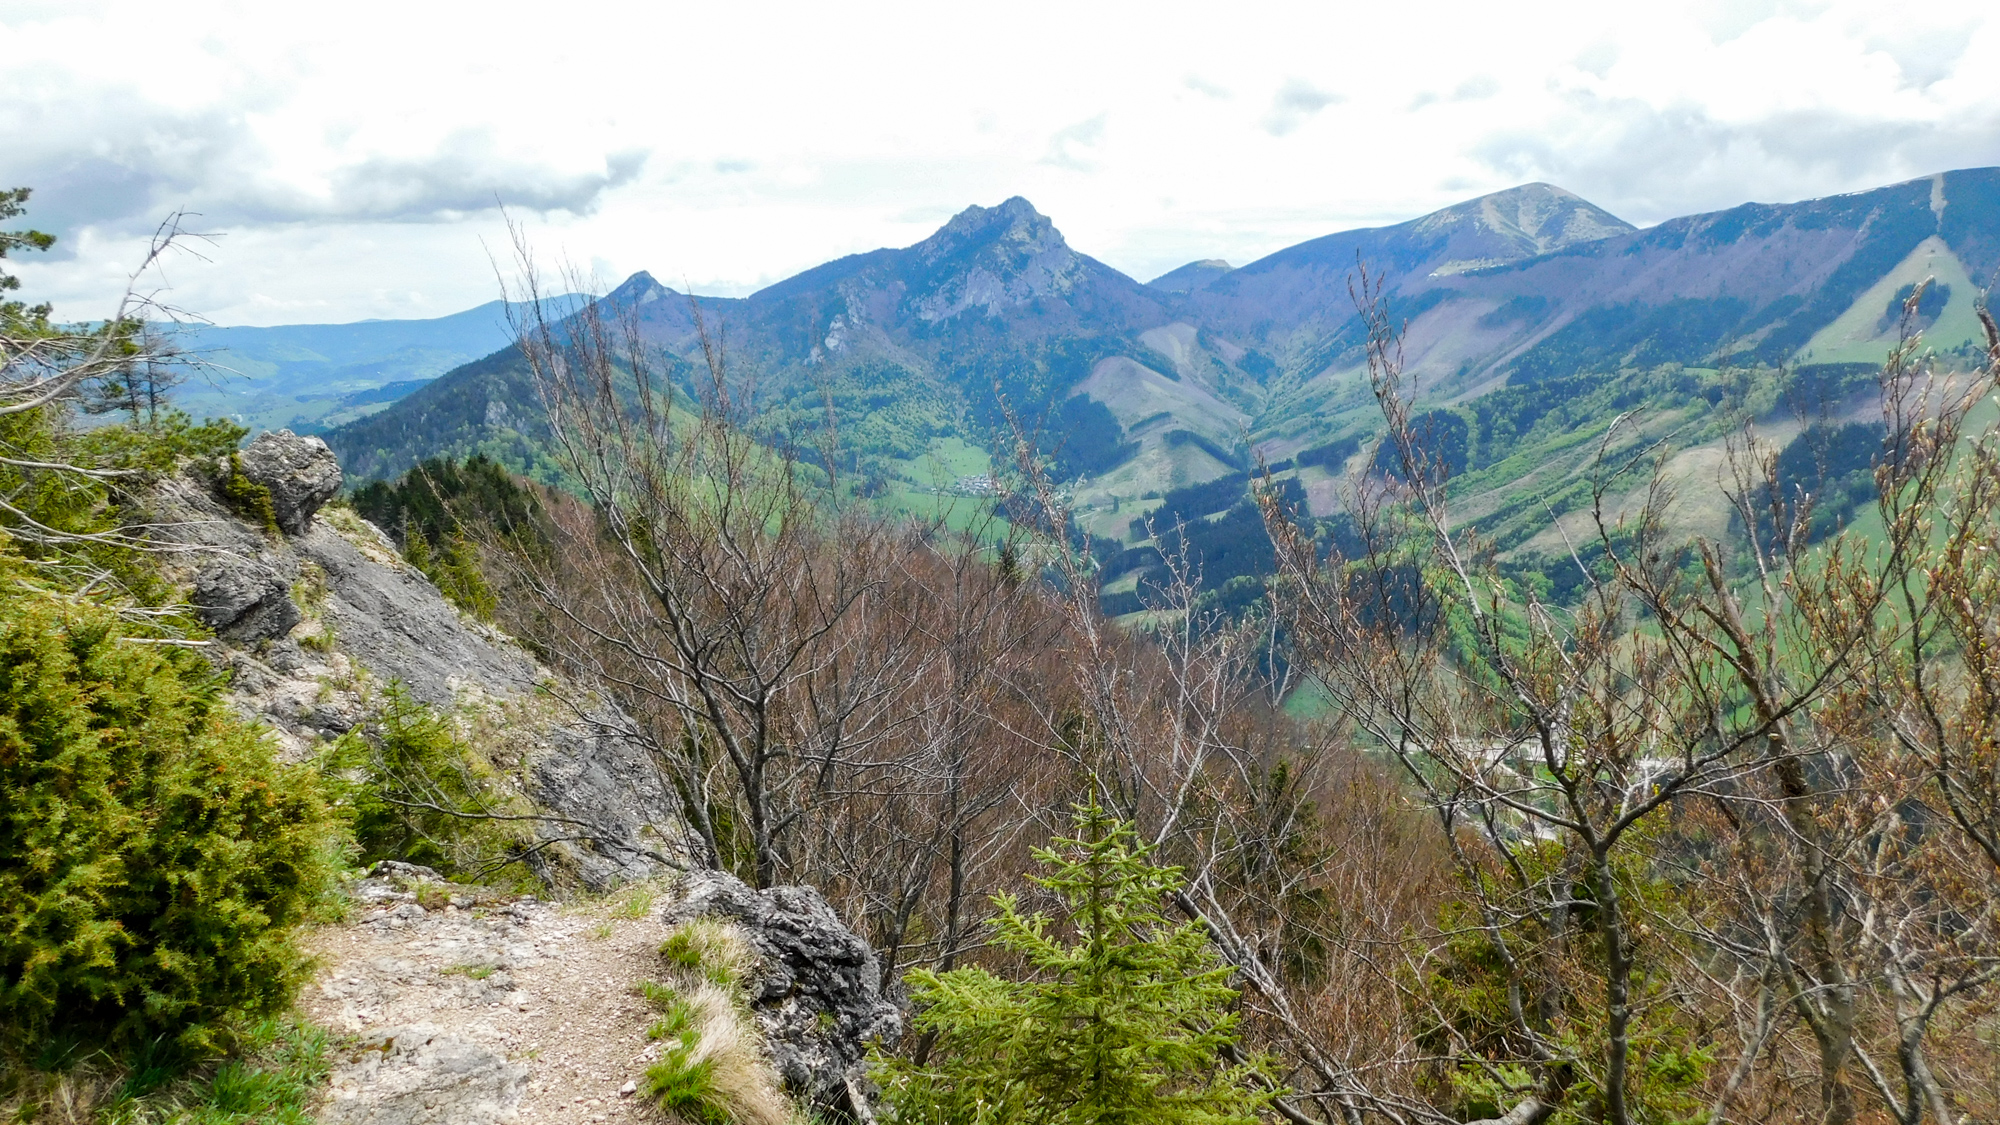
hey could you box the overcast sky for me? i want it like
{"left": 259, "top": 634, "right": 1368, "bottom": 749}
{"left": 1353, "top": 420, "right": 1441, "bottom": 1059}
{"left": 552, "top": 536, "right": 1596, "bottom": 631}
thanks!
{"left": 4, "top": 0, "right": 1997, "bottom": 326}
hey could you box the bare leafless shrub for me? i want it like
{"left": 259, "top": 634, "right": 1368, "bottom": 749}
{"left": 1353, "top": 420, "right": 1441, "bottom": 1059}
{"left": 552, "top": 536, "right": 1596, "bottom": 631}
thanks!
{"left": 475, "top": 238, "right": 1448, "bottom": 1125}
{"left": 1256, "top": 275, "right": 2000, "bottom": 1125}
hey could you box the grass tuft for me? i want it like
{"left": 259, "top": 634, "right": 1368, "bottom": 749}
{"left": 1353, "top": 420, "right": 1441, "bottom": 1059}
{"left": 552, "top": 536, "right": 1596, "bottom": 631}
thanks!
{"left": 1, "top": 1017, "right": 332, "bottom": 1125}
{"left": 639, "top": 982, "right": 793, "bottom": 1125}
{"left": 659, "top": 918, "right": 753, "bottom": 991}
{"left": 610, "top": 886, "right": 656, "bottom": 920}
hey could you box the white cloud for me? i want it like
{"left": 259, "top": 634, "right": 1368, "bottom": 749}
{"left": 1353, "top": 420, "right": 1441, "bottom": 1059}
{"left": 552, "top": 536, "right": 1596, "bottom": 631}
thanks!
{"left": 1262, "top": 79, "right": 1343, "bottom": 136}
{"left": 1183, "top": 75, "right": 1232, "bottom": 100}
{"left": 1, "top": 0, "right": 1995, "bottom": 325}
{"left": 1042, "top": 116, "right": 1109, "bottom": 172}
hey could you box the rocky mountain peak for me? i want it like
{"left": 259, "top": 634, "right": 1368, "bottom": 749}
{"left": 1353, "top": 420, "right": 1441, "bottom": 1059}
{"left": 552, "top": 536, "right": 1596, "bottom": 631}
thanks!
{"left": 1476, "top": 182, "right": 1634, "bottom": 250}
{"left": 916, "top": 196, "right": 1066, "bottom": 265}
{"left": 905, "top": 196, "right": 1091, "bottom": 321}
{"left": 1414, "top": 182, "right": 1634, "bottom": 275}
{"left": 604, "top": 269, "right": 671, "bottom": 306}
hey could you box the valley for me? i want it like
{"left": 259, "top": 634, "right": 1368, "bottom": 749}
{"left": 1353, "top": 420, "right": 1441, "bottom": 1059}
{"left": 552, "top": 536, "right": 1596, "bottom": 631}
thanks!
{"left": 295, "top": 167, "right": 2000, "bottom": 612}
{"left": 12, "top": 9, "right": 2000, "bottom": 1124}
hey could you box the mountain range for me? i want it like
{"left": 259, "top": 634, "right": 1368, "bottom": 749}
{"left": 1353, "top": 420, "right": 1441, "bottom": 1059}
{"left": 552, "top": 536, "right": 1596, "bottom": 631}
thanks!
{"left": 315, "top": 167, "right": 2000, "bottom": 591}
{"left": 162, "top": 296, "right": 580, "bottom": 435}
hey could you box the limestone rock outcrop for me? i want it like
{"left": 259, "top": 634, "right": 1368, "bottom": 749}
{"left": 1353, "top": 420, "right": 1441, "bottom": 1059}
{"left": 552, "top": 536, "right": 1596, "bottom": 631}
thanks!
{"left": 191, "top": 557, "right": 302, "bottom": 641}
{"left": 659, "top": 869, "right": 903, "bottom": 1117}
{"left": 319, "top": 1026, "right": 528, "bottom": 1125}
{"left": 157, "top": 433, "right": 684, "bottom": 889}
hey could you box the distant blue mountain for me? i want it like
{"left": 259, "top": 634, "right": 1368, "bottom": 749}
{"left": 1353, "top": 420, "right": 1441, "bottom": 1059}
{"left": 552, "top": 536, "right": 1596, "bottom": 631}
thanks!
{"left": 167, "top": 295, "right": 584, "bottom": 435}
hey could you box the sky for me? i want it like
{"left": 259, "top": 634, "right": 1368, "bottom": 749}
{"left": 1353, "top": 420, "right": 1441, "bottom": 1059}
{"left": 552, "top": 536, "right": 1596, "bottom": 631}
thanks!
{"left": 4, "top": 0, "right": 1998, "bottom": 327}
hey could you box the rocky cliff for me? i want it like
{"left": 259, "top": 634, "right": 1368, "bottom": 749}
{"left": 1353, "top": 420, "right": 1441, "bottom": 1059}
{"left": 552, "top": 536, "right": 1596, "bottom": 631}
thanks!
{"left": 165, "top": 429, "right": 682, "bottom": 889}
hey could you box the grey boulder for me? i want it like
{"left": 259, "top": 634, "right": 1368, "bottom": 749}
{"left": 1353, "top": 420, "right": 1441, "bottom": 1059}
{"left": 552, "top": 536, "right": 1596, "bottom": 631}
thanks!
{"left": 191, "top": 557, "right": 301, "bottom": 642}
{"left": 661, "top": 870, "right": 903, "bottom": 1116}
{"left": 238, "top": 429, "right": 342, "bottom": 534}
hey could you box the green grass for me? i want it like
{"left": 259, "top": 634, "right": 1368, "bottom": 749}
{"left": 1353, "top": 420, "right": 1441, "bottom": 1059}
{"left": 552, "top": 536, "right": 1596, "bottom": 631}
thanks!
{"left": 1281, "top": 677, "right": 1337, "bottom": 721}
{"left": 640, "top": 986, "right": 730, "bottom": 1125}
{"left": 646, "top": 1052, "right": 726, "bottom": 1125}
{"left": 890, "top": 435, "right": 992, "bottom": 482}
{"left": 175, "top": 1019, "right": 330, "bottom": 1124}
{"left": 658, "top": 920, "right": 750, "bottom": 991}
{"left": 610, "top": 886, "right": 656, "bottom": 920}
{"left": 1797, "top": 238, "right": 1987, "bottom": 365}
{"left": 874, "top": 481, "right": 1003, "bottom": 534}
{"left": 1100, "top": 571, "right": 1140, "bottom": 596}
{"left": 53, "top": 1017, "right": 338, "bottom": 1125}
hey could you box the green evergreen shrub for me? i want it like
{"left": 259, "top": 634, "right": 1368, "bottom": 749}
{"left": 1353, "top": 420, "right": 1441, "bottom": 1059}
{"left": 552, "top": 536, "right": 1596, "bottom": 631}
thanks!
{"left": 876, "top": 799, "right": 1272, "bottom": 1125}
{"left": 350, "top": 454, "right": 552, "bottom": 621}
{"left": 320, "top": 686, "right": 531, "bottom": 882}
{"left": 401, "top": 530, "right": 496, "bottom": 621}
{"left": 0, "top": 589, "right": 341, "bottom": 1059}
{"left": 216, "top": 453, "right": 279, "bottom": 535}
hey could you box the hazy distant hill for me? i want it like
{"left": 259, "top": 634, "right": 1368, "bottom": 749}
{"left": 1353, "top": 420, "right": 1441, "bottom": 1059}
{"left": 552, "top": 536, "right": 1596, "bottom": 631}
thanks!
{"left": 1384, "top": 168, "right": 1995, "bottom": 380}
{"left": 1189, "top": 182, "right": 1635, "bottom": 339}
{"left": 327, "top": 168, "right": 2000, "bottom": 575}
{"left": 1147, "top": 259, "right": 1233, "bottom": 294}
{"left": 169, "top": 296, "right": 581, "bottom": 435}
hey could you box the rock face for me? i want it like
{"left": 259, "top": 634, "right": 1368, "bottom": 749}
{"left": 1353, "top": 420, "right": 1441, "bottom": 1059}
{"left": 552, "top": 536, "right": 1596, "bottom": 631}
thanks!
{"left": 237, "top": 429, "right": 342, "bottom": 534}
{"left": 191, "top": 558, "right": 301, "bottom": 641}
{"left": 659, "top": 870, "right": 903, "bottom": 1116}
{"left": 154, "top": 434, "right": 685, "bottom": 889}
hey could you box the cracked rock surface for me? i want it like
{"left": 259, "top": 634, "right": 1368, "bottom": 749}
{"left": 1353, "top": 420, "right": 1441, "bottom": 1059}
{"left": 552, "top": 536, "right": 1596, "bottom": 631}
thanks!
{"left": 152, "top": 446, "right": 684, "bottom": 888}
{"left": 237, "top": 429, "right": 342, "bottom": 535}
{"left": 319, "top": 1026, "right": 527, "bottom": 1125}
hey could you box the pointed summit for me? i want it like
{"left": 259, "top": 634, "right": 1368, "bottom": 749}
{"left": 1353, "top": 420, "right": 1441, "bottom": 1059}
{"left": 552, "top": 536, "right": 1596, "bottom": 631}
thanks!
{"left": 905, "top": 197, "right": 1095, "bottom": 322}
{"left": 611, "top": 269, "right": 662, "bottom": 292}
{"left": 604, "top": 270, "right": 670, "bottom": 304}
{"left": 915, "top": 197, "right": 1067, "bottom": 266}
{"left": 1415, "top": 183, "right": 1635, "bottom": 274}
